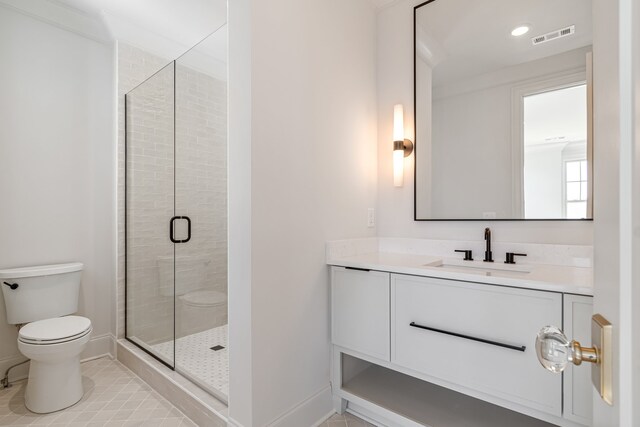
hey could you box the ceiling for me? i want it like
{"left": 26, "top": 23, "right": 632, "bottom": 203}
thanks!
{"left": 370, "top": 0, "right": 400, "bottom": 9}
{"left": 416, "top": 0, "right": 592, "bottom": 87}
{"left": 524, "top": 84, "right": 587, "bottom": 146}
{"left": 53, "top": 0, "right": 225, "bottom": 46}
{"left": 41, "top": 0, "right": 226, "bottom": 63}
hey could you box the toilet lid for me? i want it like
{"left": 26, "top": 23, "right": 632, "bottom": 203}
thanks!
{"left": 19, "top": 316, "right": 92, "bottom": 344}
{"left": 179, "top": 290, "right": 227, "bottom": 307}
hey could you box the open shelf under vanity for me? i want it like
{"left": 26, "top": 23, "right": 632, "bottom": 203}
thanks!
{"left": 340, "top": 353, "right": 556, "bottom": 427}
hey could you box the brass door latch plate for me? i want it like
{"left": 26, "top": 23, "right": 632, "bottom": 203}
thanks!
{"left": 591, "top": 313, "right": 612, "bottom": 405}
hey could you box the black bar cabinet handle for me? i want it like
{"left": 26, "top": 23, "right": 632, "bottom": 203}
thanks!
{"left": 170, "top": 216, "right": 192, "bottom": 244}
{"left": 409, "top": 322, "right": 526, "bottom": 352}
{"left": 345, "top": 267, "right": 371, "bottom": 272}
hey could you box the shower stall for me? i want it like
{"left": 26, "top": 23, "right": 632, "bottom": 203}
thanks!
{"left": 124, "top": 28, "right": 228, "bottom": 402}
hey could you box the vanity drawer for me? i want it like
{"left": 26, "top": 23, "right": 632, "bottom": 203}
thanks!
{"left": 391, "top": 274, "right": 562, "bottom": 417}
{"left": 331, "top": 267, "right": 390, "bottom": 360}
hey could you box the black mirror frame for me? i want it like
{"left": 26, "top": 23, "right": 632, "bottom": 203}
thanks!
{"left": 412, "top": 0, "right": 594, "bottom": 222}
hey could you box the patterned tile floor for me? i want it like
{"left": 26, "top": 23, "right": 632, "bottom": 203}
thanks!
{"left": 320, "top": 412, "right": 377, "bottom": 427}
{"left": 152, "top": 325, "right": 228, "bottom": 398}
{"left": 0, "top": 357, "right": 196, "bottom": 426}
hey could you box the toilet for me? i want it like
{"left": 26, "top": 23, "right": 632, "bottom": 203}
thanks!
{"left": 177, "top": 289, "right": 227, "bottom": 336}
{"left": 157, "top": 256, "right": 227, "bottom": 336}
{"left": 0, "top": 263, "right": 92, "bottom": 414}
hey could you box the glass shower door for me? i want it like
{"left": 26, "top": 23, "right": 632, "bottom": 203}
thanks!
{"left": 174, "top": 28, "right": 228, "bottom": 402}
{"left": 125, "top": 28, "right": 228, "bottom": 401}
{"left": 125, "top": 62, "right": 176, "bottom": 367}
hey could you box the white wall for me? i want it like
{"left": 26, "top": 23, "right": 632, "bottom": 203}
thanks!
{"left": 227, "top": 0, "right": 253, "bottom": 423}
{"left": 0, "top": 6, "right": 115, "bottom": 377}
{"left": 430, "top": 84, "right": 513, "bottom": 218}
{"left": 592, "top": 0, "right": 620, "bottom": 425}
{"left": 228, "top": 0, "right": 378, "bottom": 425}
{"left": 524, "top": 144, "right": 564, "bottom": 218}
{"left": 377, "top": 0, "right": 593, "bottom": 245}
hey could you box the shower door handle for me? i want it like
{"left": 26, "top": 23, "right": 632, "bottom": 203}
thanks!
{"left": 170, "top": 216, "right": 191, "bottom": 243}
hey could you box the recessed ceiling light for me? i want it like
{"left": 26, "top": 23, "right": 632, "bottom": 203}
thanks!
{"left": 511, "top": 26, "right": 530, "bottom": 37}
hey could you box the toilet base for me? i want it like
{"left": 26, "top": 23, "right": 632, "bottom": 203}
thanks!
{"left": 25, "top": 355, "right": 83, "bottom": 413}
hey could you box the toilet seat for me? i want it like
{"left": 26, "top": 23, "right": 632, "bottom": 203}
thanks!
{"left": 19, "top": 316, "right": 92, "bottom": 345}
{"left": 179, "top": 290, "right": 226, "bottom": 308}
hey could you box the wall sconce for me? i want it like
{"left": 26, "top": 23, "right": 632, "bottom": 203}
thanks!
{"left": 393, "top": 104, "right": 414, "bottom": 187}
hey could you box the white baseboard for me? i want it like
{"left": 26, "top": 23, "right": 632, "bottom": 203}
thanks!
{"left": 227, "top": 387, "right": 334, "bottom": 427}
{"left": 227, "top": 417, "right": 244, "bottom": 427}
{"left": 81, "top": 333, "right": 116, "bottom": 361}
{"left": 311, "top": 410, "right": 339, "bottom": 427}
{"left": 1, "top": 333, "right": 116, "bottom": 385}
{"left": 268, "top": 385, "right": 334, "bottom": 427}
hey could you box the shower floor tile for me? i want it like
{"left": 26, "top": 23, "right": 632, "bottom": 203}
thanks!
{"left": 152, "top": 325, "right": 229, "bottom": 399}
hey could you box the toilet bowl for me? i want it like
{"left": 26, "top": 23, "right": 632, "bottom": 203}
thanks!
{"left": 0, "top": 262, "right": 91, "bottom": 414}
{"left": 177, "top": 289, "right": 227, "bottom": 336}
{"left": 18, "top": 316, "right": 92, "bottom": 413}
{"left": 157, "top": 256, "right": 227, "bottom": 336}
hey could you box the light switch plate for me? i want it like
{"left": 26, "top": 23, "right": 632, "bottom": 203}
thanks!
{"left": 367, "top": 208, "right": 375, "bottom": 228}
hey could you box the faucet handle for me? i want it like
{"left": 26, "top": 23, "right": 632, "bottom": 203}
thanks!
{"left": 454, "top": 250, "right": 473, "bottom": 261}
{"left": 505, "top": 252, "right": 527, "bottom": 264}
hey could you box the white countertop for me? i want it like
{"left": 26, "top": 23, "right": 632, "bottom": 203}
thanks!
{"left": 327, "top": 252, "right": 593, "bottom": 296}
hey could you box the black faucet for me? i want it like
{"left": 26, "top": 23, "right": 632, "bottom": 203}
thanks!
{"left": 483, "top": 228, "right": 493, "bottom": 262}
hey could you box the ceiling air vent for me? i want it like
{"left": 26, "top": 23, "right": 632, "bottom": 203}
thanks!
{"left": 531, "top": 25, "right": 575, "bottom": 45}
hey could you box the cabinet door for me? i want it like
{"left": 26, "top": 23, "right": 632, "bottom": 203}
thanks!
{"left": 392, "top": 274, "right": 562, "bottom": 416}
{"left": 331, "top": 267, "right": 390, "bottom": 360}
{"left": 563, "top": 294, "right": 593, "bottom": 426}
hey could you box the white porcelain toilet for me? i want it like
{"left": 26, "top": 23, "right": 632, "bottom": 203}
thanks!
{"left": 0, "top": 263, "right": 92, "bottom": 414}
{"left": 158, "top": 256, "right": 227, "bottom": 336}
{"left": 177, "top": 289, "right": 227, "bottom": 335}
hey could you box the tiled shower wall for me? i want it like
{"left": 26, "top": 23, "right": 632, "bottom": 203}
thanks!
{"left": 117, "top": 43, "right": 170, "bottom": 341}
{"left": 125, "top": 63, "right": 175, "bottom": 346}
{"left": 175, "top": 60, "right": 228, "bottom": 338}
{"left": 117, "top": 43, "right": 227, "bottom": 346}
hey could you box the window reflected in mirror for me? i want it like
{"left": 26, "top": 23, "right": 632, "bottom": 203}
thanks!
{"left": 523, "top": 84, "right": 589, "bottom": 219}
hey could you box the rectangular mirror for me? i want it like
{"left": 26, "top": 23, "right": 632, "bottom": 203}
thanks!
{"left": 414, "top": 0, "right": 593, "bottom": 220}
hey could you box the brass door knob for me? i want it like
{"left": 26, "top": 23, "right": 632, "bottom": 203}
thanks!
{"left": 535, "top": 325, "right": 599, "bottom": 373}
{"left": 534, "top": 314, "right": 612, "bottom": 405}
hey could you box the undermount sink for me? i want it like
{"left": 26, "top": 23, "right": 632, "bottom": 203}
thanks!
{"left": 424, "top": 258, "right": 532, "bottom": 274}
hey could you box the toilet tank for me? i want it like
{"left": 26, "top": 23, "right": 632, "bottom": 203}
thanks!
{"left": 0, "top": 263, "right": 83, "bottom": 325}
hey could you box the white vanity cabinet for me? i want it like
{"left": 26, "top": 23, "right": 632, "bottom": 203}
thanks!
{"left": 563, "top": 295, "right": 595, "bottom": 426}
{"left": 392, "top": 274, "right": 562, "bottom": 417}
{"left": 331, "top": 267, "right": 390, "bottom": 361}
{"left": 330, "top": 266, "right": 594, "bottom": 427}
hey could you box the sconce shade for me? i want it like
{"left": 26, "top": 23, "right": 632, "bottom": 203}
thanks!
{"left": 393, "top": 104, "right": 404, "bottom": 142}
{"left": 393, "top": 104, "right": 413, "bottom": 187}
{"left": 393, "top": 148, "right": 404, "bottom": 187}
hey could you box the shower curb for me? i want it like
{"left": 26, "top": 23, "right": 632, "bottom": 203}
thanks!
{"left": 117, "top": 339, "right": 228, "bottom": 426}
